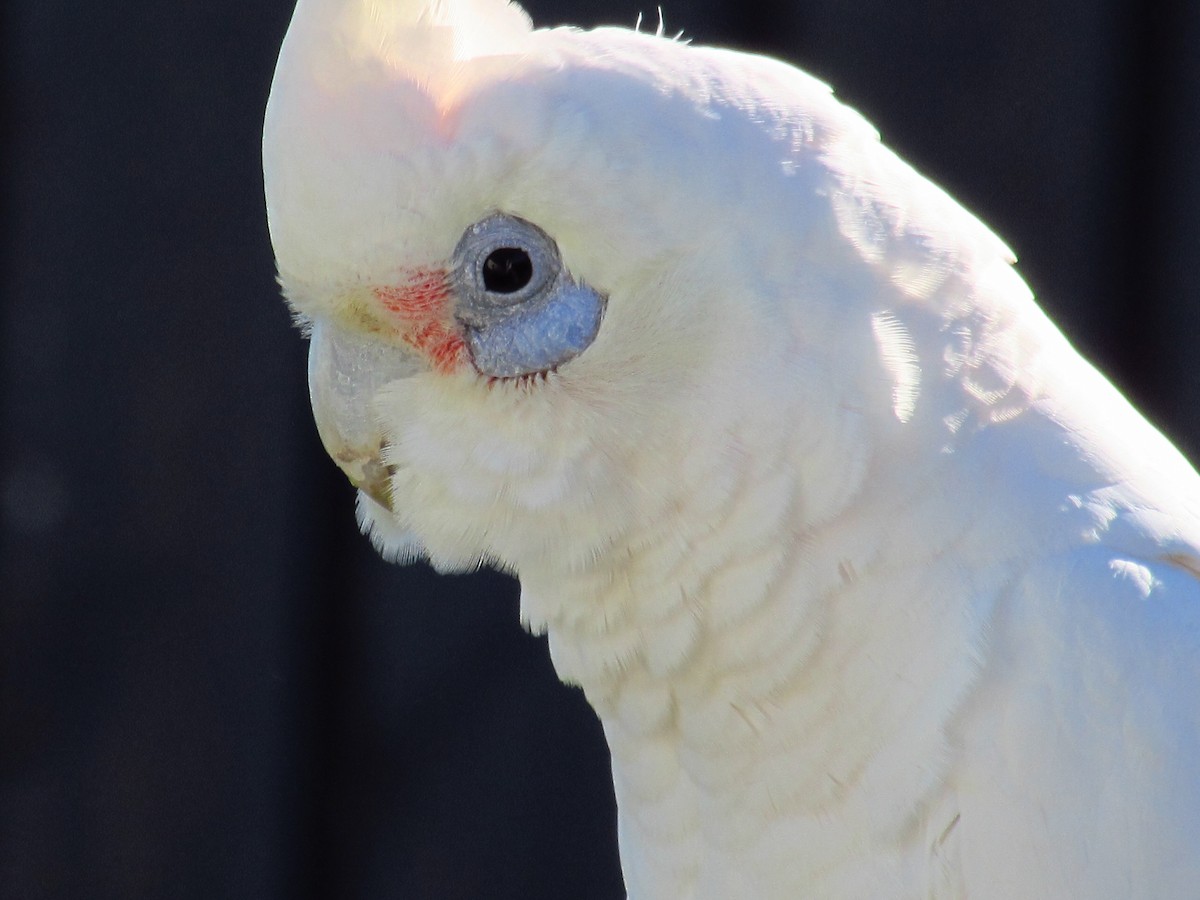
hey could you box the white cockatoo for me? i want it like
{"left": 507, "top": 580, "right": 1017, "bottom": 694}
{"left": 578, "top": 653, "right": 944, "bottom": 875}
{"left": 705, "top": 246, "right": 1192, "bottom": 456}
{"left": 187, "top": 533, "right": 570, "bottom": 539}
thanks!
{"left": 263, "top": 1, "right": 1200, "bottom": 896}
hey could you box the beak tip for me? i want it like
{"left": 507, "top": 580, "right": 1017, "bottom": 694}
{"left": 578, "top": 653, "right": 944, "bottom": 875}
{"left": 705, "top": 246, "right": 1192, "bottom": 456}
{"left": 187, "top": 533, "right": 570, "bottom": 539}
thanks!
{"left": 338, "top": 453, "right": 395, "bottom": 514}
{"left": 354, "top": 476, "right": 395, "bottom": 514}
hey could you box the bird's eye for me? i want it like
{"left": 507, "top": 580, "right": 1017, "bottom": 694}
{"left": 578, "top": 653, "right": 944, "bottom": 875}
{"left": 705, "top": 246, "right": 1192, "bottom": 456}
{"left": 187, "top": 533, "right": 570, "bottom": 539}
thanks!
{"left": 454, "top": 213, "right": 560, "bottom": 311}
{"left": 451, "top": 212, "right": 606, "bottom": 378}
{"left": 482, "top": 247, "right": 534, "bottom": 294}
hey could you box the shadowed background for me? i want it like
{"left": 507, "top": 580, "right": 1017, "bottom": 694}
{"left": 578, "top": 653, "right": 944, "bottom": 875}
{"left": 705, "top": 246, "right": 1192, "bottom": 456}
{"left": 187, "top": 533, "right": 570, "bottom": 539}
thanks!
{"left": 2, "top": 1, "right": 1197, "bottom": 897}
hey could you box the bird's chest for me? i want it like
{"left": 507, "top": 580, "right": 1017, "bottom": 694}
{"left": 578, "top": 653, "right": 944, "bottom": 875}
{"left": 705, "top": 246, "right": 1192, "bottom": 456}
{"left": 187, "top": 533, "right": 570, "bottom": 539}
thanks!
{"left": 539, "top": 551, "right": 984, "bottom": 900}
{"left": 606, "top": 726, "right": 963, "bottom": 900}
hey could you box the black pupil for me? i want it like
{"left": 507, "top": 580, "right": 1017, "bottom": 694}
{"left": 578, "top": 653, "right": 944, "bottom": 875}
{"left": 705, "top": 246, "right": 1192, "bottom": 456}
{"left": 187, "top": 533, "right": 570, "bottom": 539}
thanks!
{"left": 482, "top": 247, "right": 534, "bottom": 294}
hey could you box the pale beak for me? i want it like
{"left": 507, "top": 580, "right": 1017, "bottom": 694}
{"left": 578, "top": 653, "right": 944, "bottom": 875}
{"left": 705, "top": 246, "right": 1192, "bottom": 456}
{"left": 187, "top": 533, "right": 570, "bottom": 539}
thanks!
{"left": 307, "top": 318, "right": 421, "bottom": 511}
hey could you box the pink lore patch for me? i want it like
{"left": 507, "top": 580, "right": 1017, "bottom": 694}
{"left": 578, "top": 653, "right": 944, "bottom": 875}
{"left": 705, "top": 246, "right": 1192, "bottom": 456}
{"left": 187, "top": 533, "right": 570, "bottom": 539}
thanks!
{"left": 373, "top": 269, "right": 466, "bottom": 374}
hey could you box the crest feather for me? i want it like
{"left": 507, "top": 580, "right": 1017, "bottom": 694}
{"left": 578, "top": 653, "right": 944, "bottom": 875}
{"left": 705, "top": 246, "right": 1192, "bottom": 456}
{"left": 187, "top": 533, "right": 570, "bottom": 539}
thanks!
{"left": 285, "top": 0, "right": 532, "bottom": 85}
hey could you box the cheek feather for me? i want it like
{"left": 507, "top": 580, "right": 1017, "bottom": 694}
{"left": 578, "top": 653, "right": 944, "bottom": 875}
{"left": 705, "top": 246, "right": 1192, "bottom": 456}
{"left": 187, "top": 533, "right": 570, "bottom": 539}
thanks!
{"left": 374, "top": 268, "right": 467, "bottom": 373}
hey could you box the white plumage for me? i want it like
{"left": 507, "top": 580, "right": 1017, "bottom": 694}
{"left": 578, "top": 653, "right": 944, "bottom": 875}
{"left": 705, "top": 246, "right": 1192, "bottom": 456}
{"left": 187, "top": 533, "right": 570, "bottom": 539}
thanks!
{"left": 263, "top": 2, "right": 1200, "bottom": 896}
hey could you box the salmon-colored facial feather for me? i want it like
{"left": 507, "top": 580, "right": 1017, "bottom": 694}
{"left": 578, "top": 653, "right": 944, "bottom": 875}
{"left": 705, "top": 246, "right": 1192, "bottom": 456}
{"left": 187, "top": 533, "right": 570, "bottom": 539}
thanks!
{"left": 374, "top": 269, "right": 466, "bottom": 373}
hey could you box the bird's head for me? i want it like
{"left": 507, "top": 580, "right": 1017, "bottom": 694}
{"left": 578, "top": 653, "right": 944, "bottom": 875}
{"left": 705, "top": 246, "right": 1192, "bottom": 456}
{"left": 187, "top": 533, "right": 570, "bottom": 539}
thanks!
{"left": 264, "top": 0, "right": 1014, "bottom": 577}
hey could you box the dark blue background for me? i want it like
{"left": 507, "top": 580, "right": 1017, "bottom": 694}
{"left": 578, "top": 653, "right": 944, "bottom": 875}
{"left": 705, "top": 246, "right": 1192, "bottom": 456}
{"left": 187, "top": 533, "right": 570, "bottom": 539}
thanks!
{"left": 3, "top": 1, "right": 1197, "bottom": 897}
